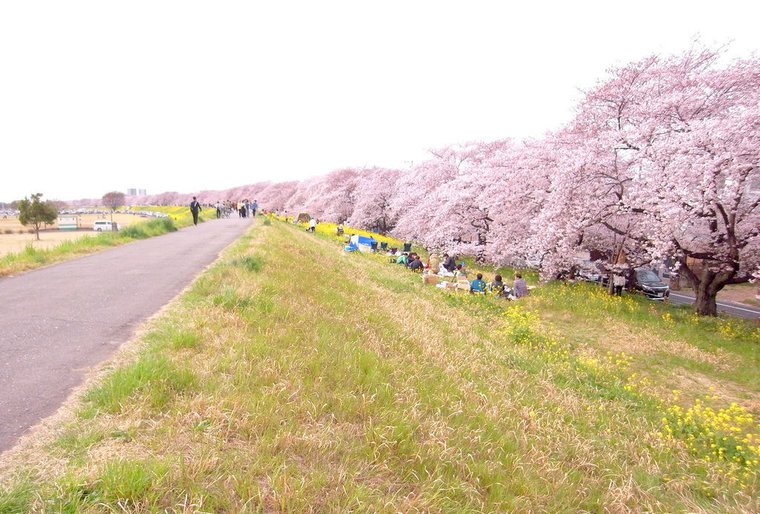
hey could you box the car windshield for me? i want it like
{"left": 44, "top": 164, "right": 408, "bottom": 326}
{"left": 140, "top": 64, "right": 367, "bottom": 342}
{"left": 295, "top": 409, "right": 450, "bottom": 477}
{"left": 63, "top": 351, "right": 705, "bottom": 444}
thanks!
{"left": 636, "top": 270, "right": 661, "bottom": 282}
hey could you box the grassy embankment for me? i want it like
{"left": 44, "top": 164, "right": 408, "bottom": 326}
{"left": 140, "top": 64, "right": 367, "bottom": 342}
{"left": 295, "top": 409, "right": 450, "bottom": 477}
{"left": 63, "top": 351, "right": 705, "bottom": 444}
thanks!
{"left": 0, "top": 219, "right": 758, "bottom": 512}
{"left": 0, "top": 206, "right": 205, "bottom": 277}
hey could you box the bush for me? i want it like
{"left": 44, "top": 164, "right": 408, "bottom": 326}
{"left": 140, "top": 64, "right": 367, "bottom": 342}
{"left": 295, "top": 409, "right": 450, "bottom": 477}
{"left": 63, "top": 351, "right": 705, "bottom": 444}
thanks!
{"left": 232, "top": 255, "right": 263, "bottom": 272}
{"left": 120, "top": 218, "right": 177, "bottom": 240}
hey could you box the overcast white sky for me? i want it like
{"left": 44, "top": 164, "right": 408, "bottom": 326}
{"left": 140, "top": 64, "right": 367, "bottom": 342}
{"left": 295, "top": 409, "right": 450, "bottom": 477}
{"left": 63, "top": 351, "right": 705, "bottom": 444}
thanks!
{"left": 1, "top": 1, "right": 758, "bottom": 203}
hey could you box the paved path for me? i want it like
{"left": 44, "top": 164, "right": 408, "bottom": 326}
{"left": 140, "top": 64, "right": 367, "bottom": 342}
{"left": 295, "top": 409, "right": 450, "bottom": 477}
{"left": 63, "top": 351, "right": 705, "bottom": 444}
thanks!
{"left": 669, "top": 292, "right": 760, "bottom": 320}
{"left": 0, "top": 217, "right": 250, "bottom": 453}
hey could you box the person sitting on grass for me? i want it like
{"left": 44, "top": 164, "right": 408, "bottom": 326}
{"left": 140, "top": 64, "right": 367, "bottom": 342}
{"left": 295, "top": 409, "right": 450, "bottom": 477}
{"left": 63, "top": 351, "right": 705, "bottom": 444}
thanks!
{"left": 396, "top": 252, "right": 408, "bottom": 265}
{"left": 489, "top": 274, "right": 506, "bottom": 295}
{"left": 438, "top": 261, "right": 455, "bottom": 277}
{"left": 453, "top": 263, "right": 468, "bottom": 279}
{"left": 442, "top": 253, "right": 456, "bottom": 273}
{"left": 470, "top": 273, "right": 486, "bottom": 294}
{"left": 513, "top": 273, "right": 529, "bottom": 298}
{"left": 408, "top": 254, "right": 424, "bottom": 272}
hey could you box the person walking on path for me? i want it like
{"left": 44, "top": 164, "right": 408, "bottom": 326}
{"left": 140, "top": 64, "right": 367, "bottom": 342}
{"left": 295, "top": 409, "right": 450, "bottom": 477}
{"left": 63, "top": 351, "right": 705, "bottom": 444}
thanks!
{"left": 190, "top": 196, "right": 202, "bottom": 226}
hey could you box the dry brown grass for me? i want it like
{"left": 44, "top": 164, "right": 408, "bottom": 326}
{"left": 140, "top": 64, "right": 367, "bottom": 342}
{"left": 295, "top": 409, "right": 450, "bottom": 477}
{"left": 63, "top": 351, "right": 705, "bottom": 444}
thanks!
{"left": 0, "top": 214, "right": 143, "bottom": 256}
{"left": 543, "top": 310, "right": 736, "bottom": 369}
{"left": 0, "top": 221, "right": 757, "bottom": 513}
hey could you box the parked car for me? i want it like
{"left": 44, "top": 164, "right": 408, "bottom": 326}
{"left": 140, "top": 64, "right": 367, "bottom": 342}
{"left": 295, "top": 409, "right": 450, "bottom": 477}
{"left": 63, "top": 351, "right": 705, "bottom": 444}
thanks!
{"left": 633, "top": 268, "right": 670, "bottom": 300}
{"left": 575, "top": 260, "right": 604, "bottom": 283}
{"left": 93, "top": 220, "right": 118, "bottom": 231}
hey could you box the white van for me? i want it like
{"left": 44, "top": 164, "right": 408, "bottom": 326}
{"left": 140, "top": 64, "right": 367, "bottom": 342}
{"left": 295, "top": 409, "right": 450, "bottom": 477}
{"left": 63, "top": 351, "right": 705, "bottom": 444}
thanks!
{"left": 93, "top": 220, "right": 118, "bottom": 231}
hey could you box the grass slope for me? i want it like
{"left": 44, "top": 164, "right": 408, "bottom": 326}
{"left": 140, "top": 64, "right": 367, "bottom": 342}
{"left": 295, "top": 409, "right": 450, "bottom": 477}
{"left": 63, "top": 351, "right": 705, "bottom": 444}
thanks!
{"left": 0, "top": 220, "right": 757, "bottom": 512}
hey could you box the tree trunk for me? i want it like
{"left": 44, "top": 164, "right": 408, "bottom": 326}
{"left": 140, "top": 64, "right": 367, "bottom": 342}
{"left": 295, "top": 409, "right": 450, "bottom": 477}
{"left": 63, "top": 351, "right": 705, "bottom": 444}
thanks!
{"left": 679, "top": 258, "right": 736, "bottom": 317}
{"left": 693, "top": 287, "right": 718, "bottom": 316}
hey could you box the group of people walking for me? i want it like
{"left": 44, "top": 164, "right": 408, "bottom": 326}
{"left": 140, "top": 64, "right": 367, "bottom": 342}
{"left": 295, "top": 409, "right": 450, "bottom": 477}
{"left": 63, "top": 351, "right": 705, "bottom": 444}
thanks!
{"left": 188, "top": 197, "right": 259, "bottom": 225}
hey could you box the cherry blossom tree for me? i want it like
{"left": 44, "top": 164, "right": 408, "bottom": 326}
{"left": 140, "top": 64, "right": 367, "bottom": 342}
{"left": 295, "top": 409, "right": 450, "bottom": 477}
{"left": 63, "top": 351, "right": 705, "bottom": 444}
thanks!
{"left": 392, "top": 142, "right": 495, "bottom": 250}
{"left": 258, "top": 181, "right": 299, "bottom": 212}
{"left": 315, "top": 168, "right": 360, "bottom": 223}
{"left": 631, "top": 51, "right": 760, "bottom": 315}
{"left": 348, "top": 167, "right": 401, "bottom": 233}
{"left": 532, "top": 48, "right": 760, "bottom": 314}
{"left": 106, "top": 46, "right": 757, "bottom": 316}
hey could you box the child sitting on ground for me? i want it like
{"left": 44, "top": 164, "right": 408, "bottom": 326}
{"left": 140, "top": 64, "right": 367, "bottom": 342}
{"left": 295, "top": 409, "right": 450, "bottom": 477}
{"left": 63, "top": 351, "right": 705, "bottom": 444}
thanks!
{"left": 488, "top": 274, "right": 507, "bottom": 296}
{"left": 470, "top": 273, "right": 486, "bottom": 294}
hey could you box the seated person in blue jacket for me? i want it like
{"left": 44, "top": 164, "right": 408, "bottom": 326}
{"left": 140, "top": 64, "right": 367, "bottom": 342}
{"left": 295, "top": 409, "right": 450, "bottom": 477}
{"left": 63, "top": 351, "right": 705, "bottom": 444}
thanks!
{"left": 470, "top": 273, "right": 486, "bottom": 293}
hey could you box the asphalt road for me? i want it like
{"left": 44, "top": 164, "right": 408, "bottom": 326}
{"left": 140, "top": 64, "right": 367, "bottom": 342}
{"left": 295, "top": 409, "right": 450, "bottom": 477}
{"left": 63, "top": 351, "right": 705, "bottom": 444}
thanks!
{"left": 0, "top": 217, "right": 250, "bottom": 453}
{"left": 669, "top": 291, "right": 760, "bottom": 320}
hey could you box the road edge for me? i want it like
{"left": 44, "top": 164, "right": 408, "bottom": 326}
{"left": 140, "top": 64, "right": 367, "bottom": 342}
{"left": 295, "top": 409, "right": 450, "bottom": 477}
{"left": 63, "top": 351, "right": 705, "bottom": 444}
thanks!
{"left": 0, "top": 220, "right": 256, "bottom": 479}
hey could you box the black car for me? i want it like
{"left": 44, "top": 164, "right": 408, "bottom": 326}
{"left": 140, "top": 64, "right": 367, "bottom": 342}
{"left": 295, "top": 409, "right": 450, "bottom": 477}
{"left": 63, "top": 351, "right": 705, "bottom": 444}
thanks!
{"left": 633, "top": 268, "right": 670, "bottom": 300}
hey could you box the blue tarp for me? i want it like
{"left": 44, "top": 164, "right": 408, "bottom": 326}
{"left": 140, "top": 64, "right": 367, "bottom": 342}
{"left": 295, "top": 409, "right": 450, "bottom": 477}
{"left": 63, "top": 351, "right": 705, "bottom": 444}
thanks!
{"left": 350, "top": 235, "right": 375, "bottom": 247}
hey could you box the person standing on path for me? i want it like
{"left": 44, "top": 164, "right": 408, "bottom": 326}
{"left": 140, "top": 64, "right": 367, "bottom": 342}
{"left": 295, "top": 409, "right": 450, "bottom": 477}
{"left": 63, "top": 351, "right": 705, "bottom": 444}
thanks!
{"left": 190, "top": 196, "right": 202, "bottom": 226}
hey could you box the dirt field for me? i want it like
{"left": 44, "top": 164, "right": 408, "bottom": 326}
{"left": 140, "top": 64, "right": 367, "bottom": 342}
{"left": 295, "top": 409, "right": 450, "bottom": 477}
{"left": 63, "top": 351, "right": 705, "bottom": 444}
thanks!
{"left": 0, "top": 214, "right": 143, "bottom": 257}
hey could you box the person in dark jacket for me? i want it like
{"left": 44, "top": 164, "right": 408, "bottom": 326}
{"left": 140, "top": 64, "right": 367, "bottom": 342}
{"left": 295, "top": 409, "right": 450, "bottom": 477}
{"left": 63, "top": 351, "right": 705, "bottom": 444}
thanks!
{"left": 408, "top": 255, "right": 424, "bottom": 271}
{"left": 442, "top": 253, "right": 456, "bottom": 273}
{"left": 189, "top": 197, "right": 202, "bottom": 226}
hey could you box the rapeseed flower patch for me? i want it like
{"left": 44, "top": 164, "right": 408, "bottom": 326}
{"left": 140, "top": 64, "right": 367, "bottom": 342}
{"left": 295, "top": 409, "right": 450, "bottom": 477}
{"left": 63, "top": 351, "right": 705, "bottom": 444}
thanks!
{"left": 662, "top": 396, "right": 760, "bottom": 484}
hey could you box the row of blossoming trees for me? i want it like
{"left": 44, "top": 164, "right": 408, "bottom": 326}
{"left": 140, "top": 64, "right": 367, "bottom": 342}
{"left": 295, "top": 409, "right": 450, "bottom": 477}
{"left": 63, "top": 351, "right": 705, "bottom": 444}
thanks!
{"left": 142, "top": 48, "right": 759, "bottom": 316}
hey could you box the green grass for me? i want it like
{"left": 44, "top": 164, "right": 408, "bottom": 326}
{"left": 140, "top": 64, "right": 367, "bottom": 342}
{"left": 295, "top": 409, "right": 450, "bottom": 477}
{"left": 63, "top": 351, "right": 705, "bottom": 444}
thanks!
{"left": 0, "top": 220, "right": 757, "bottom": 512}
{"left": 84, "top": 352, "right": 197, "bottom": 415}
{"left": 117, "top": 217, "right": 177, "bottom": 239}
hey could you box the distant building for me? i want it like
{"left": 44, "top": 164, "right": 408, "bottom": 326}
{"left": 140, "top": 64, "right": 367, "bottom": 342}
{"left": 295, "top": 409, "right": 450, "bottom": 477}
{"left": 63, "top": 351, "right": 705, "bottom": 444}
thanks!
{"left": 126, "top": 188, "right": 137, "bottom": 196}
{"left": 138, "top": 189, "right": 147, "bottom": 196}
{"left": 126, "top": 188, "right": 147, "bottom": 196}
